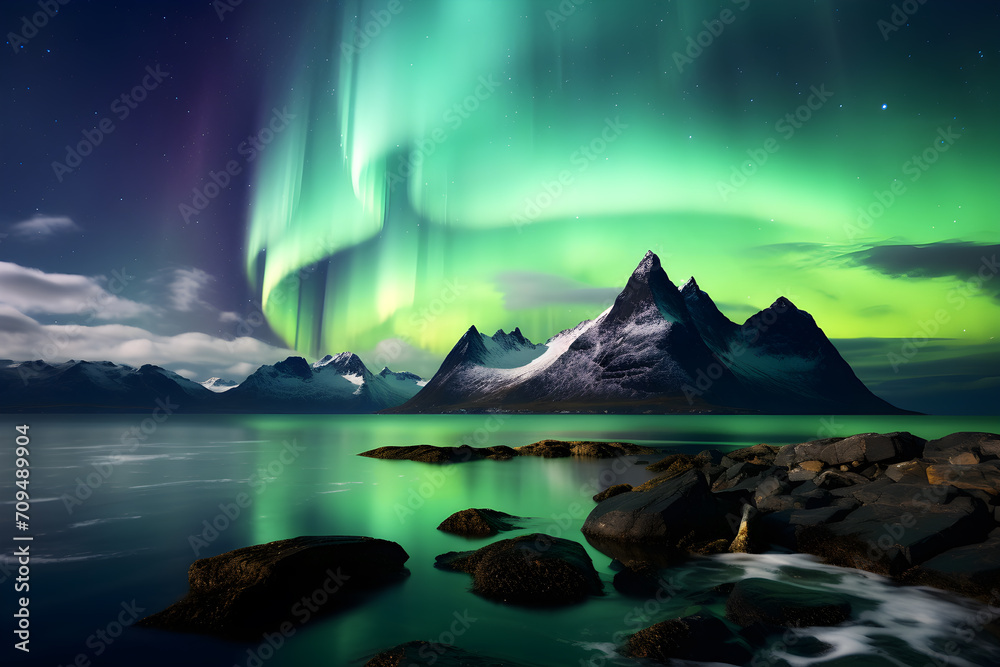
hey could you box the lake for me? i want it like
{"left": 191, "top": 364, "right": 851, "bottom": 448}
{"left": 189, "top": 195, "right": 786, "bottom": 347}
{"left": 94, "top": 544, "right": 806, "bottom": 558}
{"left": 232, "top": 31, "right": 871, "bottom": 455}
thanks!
{"left": 4, "top": 414, "right": 1000, "bottom": 666}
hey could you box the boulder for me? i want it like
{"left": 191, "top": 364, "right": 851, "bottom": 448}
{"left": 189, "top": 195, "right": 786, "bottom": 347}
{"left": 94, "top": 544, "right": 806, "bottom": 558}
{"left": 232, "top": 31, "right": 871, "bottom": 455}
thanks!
{"left": 593, "top": 483, "right": 632, "bottom": 502}
{"left": 775, "top": 432, "right": 924, "bottom": 468}
{"left": 434, "top": 533, "right": 602, "bottom": 606}
{"left": 437, "top": 508, "right": 521, "bottom": 537}
{"left": 759, "top": 505, "right": 855, "bottom": 550}
{"left": 800, "top": 496, "right": 992, "bottom": 575}
{"left": 922, "top": 432, "right": 1000, "bottom": 464}
{"left": 926, "top": 461, "right": 1000, "bottom": 495}
{"left": 364, "top": 640, "right": 528, "bottom": 666}
{"left": 904, "top": 528, "right": 1000, "bottom": 603}
{"left": 622, "top": 614, "right": 752, "bottom": 665}
{"left": 138, "top": 536, "right": 409, "bottom": 639}
{"left": 582, "top": 470, "right": 730, "bottom": 565}
{"left": 725, "top": 578, "right": 851, "bottom": 628}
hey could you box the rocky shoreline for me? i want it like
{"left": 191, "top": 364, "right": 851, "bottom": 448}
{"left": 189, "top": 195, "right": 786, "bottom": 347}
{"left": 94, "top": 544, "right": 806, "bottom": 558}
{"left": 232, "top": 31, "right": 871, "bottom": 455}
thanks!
{"left": 139, "top": 432, "right": 1000, "bottom": 665}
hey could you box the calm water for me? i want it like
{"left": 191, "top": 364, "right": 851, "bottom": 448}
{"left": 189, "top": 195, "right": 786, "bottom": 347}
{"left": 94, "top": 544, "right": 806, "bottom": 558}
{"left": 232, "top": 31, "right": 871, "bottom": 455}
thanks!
{"left": 3, "top": 414, "right": 1000, "bottom": 667}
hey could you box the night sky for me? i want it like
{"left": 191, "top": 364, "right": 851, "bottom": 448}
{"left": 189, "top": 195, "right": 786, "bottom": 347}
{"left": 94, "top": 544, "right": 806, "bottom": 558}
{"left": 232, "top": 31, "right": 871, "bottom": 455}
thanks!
{"left": 1, "top": 0, "right": 997, "bottom": 414}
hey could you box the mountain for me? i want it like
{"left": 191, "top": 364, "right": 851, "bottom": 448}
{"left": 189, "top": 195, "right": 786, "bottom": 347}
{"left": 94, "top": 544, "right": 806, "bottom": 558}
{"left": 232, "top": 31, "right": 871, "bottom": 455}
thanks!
{"left": 0, "top": 360, "right": 215, "bottom": 413}
{"left": 390, "top": 251, "right": 906, "bottom": 415}
{"left": 214, "top": 353, "right": 423, "bottom": 413}
{"left": 0, "top": 354, "right": 425, "bottom": 413}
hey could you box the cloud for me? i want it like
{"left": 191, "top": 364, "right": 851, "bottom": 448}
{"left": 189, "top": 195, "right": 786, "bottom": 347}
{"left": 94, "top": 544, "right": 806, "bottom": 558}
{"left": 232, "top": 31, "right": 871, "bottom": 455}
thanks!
{"left": 0, "top": 261, "right": 152, "bottom": 320}
{"left": 846, "top": 242, "right": 1000, "bottom": 283}
{"left": 494, "top": 271, "right": 620, "bottom": 310}
{"left": 10, "top": 215, "right": 80, "bottom": 239}
{"left": 0, "top": 316, "right": 297, "bottom": 381}
{"left": 168, "top": 267, "right": 214, "bottom": 312}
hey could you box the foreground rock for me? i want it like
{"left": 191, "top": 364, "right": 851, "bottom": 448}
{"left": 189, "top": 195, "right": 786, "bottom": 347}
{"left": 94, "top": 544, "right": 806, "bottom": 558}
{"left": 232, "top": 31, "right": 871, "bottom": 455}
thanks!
{"left": 138, "top": 536, "right": 409, "bottom": 639}
{"left": 437, "top": 508, "right": 521, "bottom": 537}
{"left": 725, "top": 578, "right": 851, "bottom": 628}
{"left": 584, "top": 431, "right": 1000, "bottom": 605}
{"left": 582, "top": 469, "right": 733, "bottom": 566}
{"left": 360, "top": 439, "right": 654, "bottom": 463}
{"left": 622, "top": 614, "right": 751, "bottom": 665}
{"left": 435, "top": 533, "right": 603, "bottom": 606}
{"left": 364, "top": 640, "right": 528, "bottom": 666}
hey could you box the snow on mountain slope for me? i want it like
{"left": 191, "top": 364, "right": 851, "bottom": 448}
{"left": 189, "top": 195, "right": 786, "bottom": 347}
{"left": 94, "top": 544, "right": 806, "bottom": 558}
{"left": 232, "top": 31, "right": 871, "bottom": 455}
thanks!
{"left": 200, "top": 377, "right": 239, "bottom": 392}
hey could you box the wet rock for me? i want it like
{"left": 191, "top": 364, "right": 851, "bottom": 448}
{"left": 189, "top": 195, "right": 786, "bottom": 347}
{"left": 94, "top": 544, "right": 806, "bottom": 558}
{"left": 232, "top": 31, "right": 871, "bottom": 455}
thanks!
{"left": 582, "top": 470, "right": 730, "bottom": 565}
{"left": 759, "top": 506, "right": 855, "bottom": 550}
{"left": 593, "top": 483, "right": 632, "bottom": 502}
{"left": 138, "top": 536, "right": 409, "bottom": 640}
{"left": 613, "top": 565, "right": 679, "bottom": 598}
{"left": 359, "top": 444, "right": 516, "bottom": 463}
{"left": 364, "top": 640, "right": 528, "bottom": 666}
{"left": 434, "top": 533, "right": 602, "bottom": 606}
{"left": 725, "top": 578, "right": 851, "bottom": 628}
{"left": 437, "top": 508, "right": 521, "bottom": 537}
{"left": 622, "top": 614, "right": 752, "bottom": 665}
{"left": 904, "top": 528, "right": 1000, "bottom": 604}
{"left": 800, "top": 496, "right": 992, "bottom": 575}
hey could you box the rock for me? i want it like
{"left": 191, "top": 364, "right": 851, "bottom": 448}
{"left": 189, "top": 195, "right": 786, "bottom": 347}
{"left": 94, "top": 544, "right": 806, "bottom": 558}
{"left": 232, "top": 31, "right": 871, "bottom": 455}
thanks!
{"left": 800, "top": 460, "right": 825, "bottom": 473}
{"left": 434, "top": 533, "right": 602, "bottom": 606}
{"left": 730, "top": 504, "right": 754, "bottom": 553}
{"left": 622, "top": 614, "right": 752, "bottom": 665}
{"left": 753, "top": 476, "right": 789, "bottom": 507}
{"left": 437, "top": 508, "right": 520, "bottom": 537}
{"left": 904, "top": 529, "right": 1000, "bottom": 604}
{"left": 720, "top": 443, "right": 780, "bottom": 467}
{"left": 593, "top": 484, "right": 632, "bottom": 502}
{"left": 950, "top": 451, "right": 981, "bottom": 465}
{"left": 926, "top": 461, "right": 1000, "bottom": 495}
{"left": 885, "top": 460, "right": 928, "bottom": 483}
{"left": 725, "top": 578, "right": 851, "bottom": 628}
{"left": 922, "top": 432, "right": 1000, "bottom": 464}
{"left": 756, "top": 495, "right": 802, "bottom": 513}
{"left": 800, "top": 497, "right": 992, "bottom": 575}
{"left": 788, "top": 467, "right": 819, "bottom": 482}
{"left": 364, "top": 640, "right": 527, "bottom": 666}
{"left": 359, "top": 444, "right": 515, "bottom": 463}
{"left": 138, "top": 536, "right": 409, "bottom": 639}
{"left": 815, "top": 470, "right": 869, "bottom": 489}
{"left": 645, "top": 452, "right": 702, "bottom": 474}
{"left": 759, "top": 506, "right": 855, "bottom": 550}
{"left": 516, "top": 439, "right": 656, "bottom": 458}
{"left": 582, "top": 470, "right": 730, "bottom": 566}
{"left": 775, "top": 432, "right": 924, "bottom": 468}
{"left": 613, "top": 566, "right": 678, "bottom": 598}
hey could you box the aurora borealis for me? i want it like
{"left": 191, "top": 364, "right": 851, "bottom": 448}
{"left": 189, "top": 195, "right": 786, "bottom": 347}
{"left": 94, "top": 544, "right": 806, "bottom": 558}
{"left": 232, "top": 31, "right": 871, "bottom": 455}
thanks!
{"left": 1, "top": 1, "right": 998, "bottom": 413}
